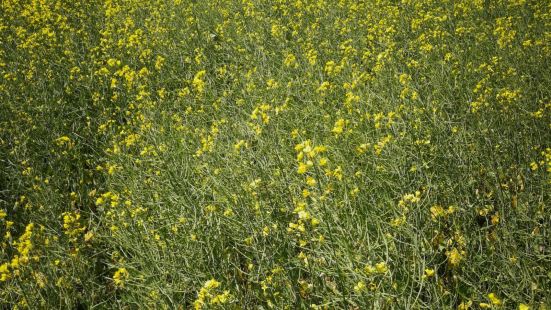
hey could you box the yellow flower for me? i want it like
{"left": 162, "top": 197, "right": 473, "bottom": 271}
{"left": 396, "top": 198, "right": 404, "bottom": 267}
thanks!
{"left": 375, "top": 261, "right": 388, "bottom": 273}
{"left": 354, "top": 281, "right": 366, "bottom": 292}
{"left": 488, "top": 293, "right": 502, "bottom": 306}
{"left": 84, "top": 231, "right": 94, "bottom": 242}
{"left": 317, "top": 81, "right": 331, "bottom": 93}
{"left": 204, "top": 279, "right": 220, "bottom": 290}
{"left": 423, "top": 268, "right": 435, "bottom": 278}
{"left": 194, "top": 279, "right": 228, "bottom": 309}
{"left": 0, "top": 263, "right": 10, "bottom": 282}
{"left": 297, "top": 162, "right": 308, "bottom": 174}
{"left": 192, "top": 70, "right": 207, "bottom": 93}
{"left": 154, "top": 55, "right": 165, "bottom": 70}
{"left": 284, "top": 53, "right": 297, "bottom": 68}
{"left": 113, "top": 268, "right": 129, "bottom": 287}
{"left": 458, "top": 300, "right": 472, "bottom": 310}
{"left": 332, "top": 118, "right": 345, "bottom": 135}
{"left": 210, "top": 290, "right": 230, "bottom": 305}
{"left": 446, "top": 247, "right": 464, "bottom": 266}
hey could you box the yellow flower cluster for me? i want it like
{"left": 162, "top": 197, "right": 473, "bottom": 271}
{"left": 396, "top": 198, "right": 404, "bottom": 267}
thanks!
{"left": 193, "top": 279, "right": 231, "bottom": 310}
{"left": 113, "top": 267, "right": 129, "bottom": 288}
{"left": 1, "top": 223, "right": 35, "bottom": 282}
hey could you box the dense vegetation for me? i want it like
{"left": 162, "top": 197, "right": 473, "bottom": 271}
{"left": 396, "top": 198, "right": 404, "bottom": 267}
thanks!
{"left": 1, "top": 0, "right": 550, "bottom": 308}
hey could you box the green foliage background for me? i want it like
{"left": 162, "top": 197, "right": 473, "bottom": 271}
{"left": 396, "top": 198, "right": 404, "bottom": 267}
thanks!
{"left": 1, "top": 0, "right": 550, "bottom": 308}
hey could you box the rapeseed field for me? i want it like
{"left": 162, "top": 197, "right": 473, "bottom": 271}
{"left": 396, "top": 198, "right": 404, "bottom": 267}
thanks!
{"left": 1, "top": 0, "right": 550, "bottom": 308}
